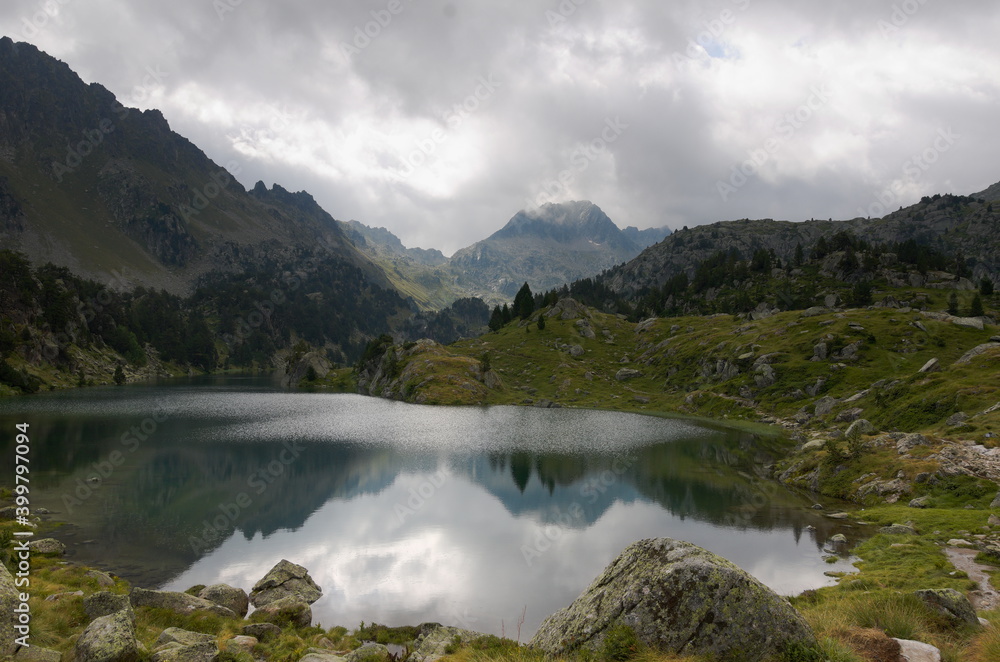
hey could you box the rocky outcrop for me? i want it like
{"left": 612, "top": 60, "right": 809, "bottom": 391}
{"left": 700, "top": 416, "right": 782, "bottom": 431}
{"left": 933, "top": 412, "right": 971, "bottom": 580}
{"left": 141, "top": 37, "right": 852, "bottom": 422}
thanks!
{"left": 408, "top": 626, "right": 489, "bottom": 662}
{"left": 84, "top": 591, "right": 132, "bottom": 620}
{"left": 913, "top": 589, "right": 979, "bottom": 627}
{"left": 345, "top": 642, "right": 391, "bottom": 662}
{"left": 529, "top": 538, "right": 816, "bottom": 661}
{"left": 151, "top": 627, "right": 219, "bottom": 662}
{"left": 251, "top": 595, "right": 312, "bottom": 628}
{"left": 249, "top": 559, "right": 322, "bottom": 607}
{"left": 199, "top": 583, "right": 249, "bottom": 618}
{"left": 130, "top": 587, "right": 237, "bottom": 618}
{"left": 75, "top": 609, "right": 139, "bottom": 662}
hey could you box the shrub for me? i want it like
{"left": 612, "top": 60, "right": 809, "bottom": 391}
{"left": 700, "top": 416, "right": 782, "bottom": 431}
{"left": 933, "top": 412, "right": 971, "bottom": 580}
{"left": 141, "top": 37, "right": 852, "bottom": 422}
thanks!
{"left": 601, "top": 622, "right": 640, "bottom": 662}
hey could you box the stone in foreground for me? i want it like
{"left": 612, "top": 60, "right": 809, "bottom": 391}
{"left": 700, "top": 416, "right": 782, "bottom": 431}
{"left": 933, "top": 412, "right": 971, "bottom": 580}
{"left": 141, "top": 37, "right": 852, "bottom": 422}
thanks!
{"left": 249, "top": 559, "right": 323, "bottom": 606}
{"left": 199, "top": 583, "right": 249, "bottom": 617}
{"left": 408, "top": 626, "right": 490, "bottom": 662}
{"left": 529, "top": 538, "right": 816, "bottom": 661}
{"left": 74, "top": 609, "right": 139, "bottom": 662}
{"left": 913, "top": 588, "right": 979, "bottom": 627}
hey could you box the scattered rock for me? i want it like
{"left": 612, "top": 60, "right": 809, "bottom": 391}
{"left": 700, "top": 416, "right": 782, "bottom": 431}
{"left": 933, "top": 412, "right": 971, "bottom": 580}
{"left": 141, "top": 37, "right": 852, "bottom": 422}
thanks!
{"left": 908, "top": 497, "right": 931, "bottom": 509}
{"left": 84, "top": 591, "right": 132, "bottom": 620}
{"left": 130, "top": 587, "right": 237, "bottom": 618}
{"left": 947, "top": 539, "right": 974, "bottom": 547}
{"left": 567, "top": 344, "right": 585, "bottom": 357}
{"left": 75, "top": 609, "right": 139, "bottom": 662}
{"left": 801, "top": 440, "right": 825, "bottom": 452}
{"left": 827, "top": 512, "right": 850, "bottom": 520}
{"left": 813, "top": 342, "right": 828, "bottom": 361}
{"left": 242, "top": 622, "right": 282, "bottom": 641}
{"left": 633, "top": 317, "right": 657, "bottom": 333}
{"left": 897, "top": 433, "right": 929, "bottom": 455}
{"left": 955, "top": 341, "right": 1000, "bottom": 365}
{"left": 154, "top": 628, "right": 216, "bottom": 648}
{"left": 85, "top": 570, "right": 116, "bottom": 587}
{"left": 893, "top": 638, "right": 942, "bottom": 662}
{"left": 199, "top": 583, "right": 249, "bottom": 618}
{"left": 800, "top": 307, "right": 827, "bottom": 318}
{"left": 846, "top": 419, "right": 876, "bottom": 437}
{"left": 225, "top": 635, "right": 258, "bottom": 656}
{"left": 615, "top": 368, "right": 643, "bottom": 382}
{"left": 952, "top": 317, "right": 985, "bottom": 331}
{"left": 834, "top": 407, "right": 864, "bottom": 423}
{"left": 27, "top": 538, "right": 65, "bottom": 555}
{"left": 252, "top": 595, "right": 312, "bottom": 628}
{"left": 814, "top": 396, "right": 839, "bottom": 417}
{"left": 44, "top": 590, "right": 83, "bottom": 601}
{"left": 345, "top": 642, "right": 392, "bottom": 662}
{"left": 301, "top": 654, "right": 348, "bottom": 662}
{"left": 947, "top": 412, "right": 970, "bottom": 427}
{"left": 249, "top": 559, "right": 322, "bottom": 607}
{"left": 913, "top": 588, "right": 980, "bottom": 627}
{"left": 528, "top": 538, "right": 816, "bottom": 660}
{"left": 919, "top": 358, "right": 941, "bottom": 373}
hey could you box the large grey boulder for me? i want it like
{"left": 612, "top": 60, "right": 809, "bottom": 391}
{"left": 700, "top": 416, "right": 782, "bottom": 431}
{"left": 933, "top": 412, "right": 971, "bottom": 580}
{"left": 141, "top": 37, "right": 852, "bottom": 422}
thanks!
{"left": 75, "top": 609, "right": 139, "bottom": 662}
{"left": 252, "top": 595, "right": 312, "bottom": 628}
{"left": 152, "top": 628, "right": 220, "bottom": 660}
{"left": 913, "top": 589, "right": 979, "bottom": 627}
{"left": 1, "top": 563, "right": 18, "bottom": 657}
{"left": 130, "top": 587, "right": 237, "bottom": 618}
{"left": 12, "top": 646, "right": 62, "bottom": 661}
{"left": 249, "top": 559, "right": 322, "bottom": 606}
{"left": 199, "top": 583, "right": 249, "bottom": 617}
{"left": 242, "top": 622, "right": 282, "bottom": 641}
{"left": 28, "top": 538, "right": 66, "bottom": 555}
{"left": 408, "top": 626, "right": 488, "bottom": 662}
{"left": 84, "top": 591, "right": 132, "bottom": 620}
{"left": 529, "top": 538, "right": 816, "bottom": 661}
{"left": 345, "top": 642, "right": 391, "bottom": 662}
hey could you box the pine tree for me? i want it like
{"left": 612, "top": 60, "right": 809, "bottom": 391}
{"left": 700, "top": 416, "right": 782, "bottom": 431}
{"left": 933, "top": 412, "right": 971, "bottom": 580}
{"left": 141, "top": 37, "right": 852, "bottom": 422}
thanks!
{"left": 981, "top": 278, "right": 995, "bottom": 297}
{"left": 488, "top": 305, "right": 504, "bottom": 332}
{"left": 501, "top": 304, "right": 512, "bottom": 325}
{"left": 970, "top": 294, "right": 985, "bottom": 317}
{"left": 113, "top": 364, "right": 126, "bottom": 385}
{"left": 513, "top": 283, "right": 534, "bottom": 320}
{"left": 948, "top": 292, "right": 959, "bottom": 316}
{"left": 537, "top": 314, "right": 546, "bottom": 330}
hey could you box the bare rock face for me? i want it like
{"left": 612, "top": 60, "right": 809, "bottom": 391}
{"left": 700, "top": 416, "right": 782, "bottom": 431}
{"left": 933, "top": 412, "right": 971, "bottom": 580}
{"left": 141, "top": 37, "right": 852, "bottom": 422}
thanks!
{"left": 529, "top": 538, "right": 816, "bottom": 661}
{"left": 249, "top": 559, "right": 322, "bottom": 607}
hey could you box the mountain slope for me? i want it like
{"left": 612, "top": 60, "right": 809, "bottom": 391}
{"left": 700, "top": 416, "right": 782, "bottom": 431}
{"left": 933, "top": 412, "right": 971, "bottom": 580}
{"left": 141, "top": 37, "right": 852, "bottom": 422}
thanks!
{"left": 449, "top": 201, "right": 670, "bottom": 299}
{"left": 0, "top": 37, "right": 387, "bottom": 294}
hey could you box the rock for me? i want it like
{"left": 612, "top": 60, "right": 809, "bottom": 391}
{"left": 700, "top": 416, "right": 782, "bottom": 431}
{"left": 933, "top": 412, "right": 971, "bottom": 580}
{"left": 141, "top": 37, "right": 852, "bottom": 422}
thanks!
{"left": 86, "top": 570, "right": 116, "bottom": 587}
{"left": 568, "top": 344, "right": 585, "bottom": 357}
{"left": 913, "top": 589, "right": 979, "bottom": 627}
{"left": 801, "top": 440, "right": 825, "bottom": 452}
{"left": 528, "top": 538, "right": 816, "bottom": 660}
{"left": 252, "top": 595, "right": 312, "bottom": 628}
{"left": 301, "top": 654, "right": 348, "bottom": 662}
{"left": 75, "top": 609, "right": 139, "bottom": 662}
{"left": 835, "top": 408, "right": 864, "bottom": 423}
{"left": 408, "top": 626, "right": 487, "bottom": 662}
{"left": 812, "top": 342, "right": 828, "bottom": 361}
{"left": 801, "top": 307, "right": 827, "bottom": 318}
{"left": 753, "top": 364, "right": 776, "bottom": 388}
{"left": 897, "top": 433, "right": 929, "bottom": 455}
{"left": 827, "top": 512, "right": 850, "bottom": 520}
{"left": 345, "top": 643, "right": 391, "bottom": 662}
{"left": 846, "top": 419, "right": 875, "bottom": 437}
{"left": 952, "top": 317, "right": 985, "bottom": 330}
{"left": 27, "top": 538, "right": 66, "bottom": 555}
{"left": 154, "top": 628, "right": 216, "bottom": 648}
{"left": 991, "top": 491, "right": 1000, "bottom": 509}
{"left": 547, "top": 298, "right": 588, "bottom": 321}
{"left": 947, "top": 539, "right": 974, "bottom": 547}
{"left": 805, "top": 376, "right": 827, "bottom": 397}
{"left": 12, "top": 647, "right": 63, "bottom": 661}
{"left": 989, "top": 515, "right": 1000, "bottom": 527}
{"left": 879, "top": 524, "right": 917, "bottom": 535}
{"left": 633, "top": 317, "right": 657, "bottom": 333}
{"left": 1, "top": 564, "right": 18, "bottom": 657}
{"left": 893, "top": 639, "right": 941, "bottom": 662}
{"left": 955, "top": 342, "right": 1000, "bottom": 365}
{"left": 919, "top": 358, "right": 941, "bottom": 373}
{"left": 84, "top": 591, "right": 133, "bottom": 620}
{"left": 199, "top": 583, "right": 249, "bottom": 618}
{"left": 242, "top": 622, "right": 282, "bottom": 641}
{"left": 947, "top": 412, "right": 970, "bottom": 427}
{"left": 908, "top": 497, "right": 931, "bottom": 509}
{"left": 830, "top": 534, "right": 847, "bottom": 544}
{"left": 225, "top": 635, "right": 258, "bottom": 656}
{"left": 130, "top": 587, "right": 237, "bottom": 618}
{"left": 249, "top": 559, "right": 322, "bottom": 607}
{"left": 615, "top": 368, "right": 643, "bottom": 382}
{"left": 814, "top": 396, "right": 839, "bottom": 417}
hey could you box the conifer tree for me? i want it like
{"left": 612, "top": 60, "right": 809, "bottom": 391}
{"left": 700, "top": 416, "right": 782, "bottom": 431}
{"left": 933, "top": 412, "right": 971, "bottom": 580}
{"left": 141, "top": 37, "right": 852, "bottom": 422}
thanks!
{"left": 513, "top": 283, "right": 534, "bottom": 320}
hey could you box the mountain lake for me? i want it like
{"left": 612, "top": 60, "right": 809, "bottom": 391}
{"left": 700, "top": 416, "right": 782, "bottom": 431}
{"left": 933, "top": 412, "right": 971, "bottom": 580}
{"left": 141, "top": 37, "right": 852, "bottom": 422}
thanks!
{"left": 0, "top": 376, "right": 866, "bottom": 637}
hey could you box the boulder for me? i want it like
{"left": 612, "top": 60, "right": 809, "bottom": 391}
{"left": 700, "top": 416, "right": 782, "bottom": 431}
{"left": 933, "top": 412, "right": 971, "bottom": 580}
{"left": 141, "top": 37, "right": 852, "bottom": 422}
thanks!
{"left": 199, "top": 583, "right": 249, "bottom": 618}
{"left": 908, "top": 497, "right": 931, "bottom": 509}
{"left": 226, "top": 635, "right": 258, "bottom": 656}
{"left": 913, "top": 589, "right": 979, "bottom": 627}
{"left": 242, "top": 622, "right": 282, "bottom": 641}
{"left": 130, "top": 587, "right": 237, "bottom": 618}
{"left": 528, "top": 538, "right": 816, "bottom": 661}
{"left": 1, "top": 563, "right": 18, "bottom": 657}
{"left": 75, "top": 609, "right": 139, "bottom": 662}
{"left": 301, "top": 654, "right": 348, "bottom": 662}
{"left": 814, "top": 396, "right": 838, "bottom": 418}
{"left": 894, "top": 639, "right": 941, "bottom": 662}
{"left": 408, "top": 626, "right": 489, "bottom": 662}
{"left": 151, "top": 629, "right": 220, "bottom": 662}
{"left": 955, "top": 342, "right": 1000, "bottom": 365}
{"left": 897, "top": 433, "right": 929, "bottom": 455}
{"left": 249, "top": 559, "right": 322, "bottom": 607}
{"left": 12, "top": 647, "right": 62, "bottom": 661}
{"left": 86, "top": 570, "right": 116, "bottom": 587}
{"left": 800, "top": 307, "right": 827, "bottom": 318}
{"left": 952, "top": 317, "right": 985, "bottom": 331}
{"left": 615, "top": 368, "right": 643, "bottom": 382}
{"left": 84, "top": 591, "right": 132, "bottom": 620}
{"left": 919, "top": 358, "right": 941, "bottom": 373}
{"left": 834, "top": 408, "right": 864, "bottom": 423}
{"left": 345, "top": 643, "right": 392, "bottom": 662}
{"left": 846, "top": 419, "right": 875, "bottom": 437}
{"left": 947, "top": 412, "right": 970, "bottom": 427}
{"left": 252, "top": 595, "right": 312, "bottom": 628}
{"left": 28, "top": 538, "right": 65, "bottom": 555}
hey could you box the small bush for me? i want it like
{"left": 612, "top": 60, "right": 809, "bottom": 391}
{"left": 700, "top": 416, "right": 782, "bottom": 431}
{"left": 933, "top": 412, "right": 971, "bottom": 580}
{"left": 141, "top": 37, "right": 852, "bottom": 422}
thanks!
{"left": 601, "top": 622, "right": 640, "bottom": 662}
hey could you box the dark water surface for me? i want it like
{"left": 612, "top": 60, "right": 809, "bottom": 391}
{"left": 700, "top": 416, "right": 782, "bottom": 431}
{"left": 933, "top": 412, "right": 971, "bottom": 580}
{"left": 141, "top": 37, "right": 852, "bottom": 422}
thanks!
{"left": 0, "top": 376, "right": 863, "bottom": 636}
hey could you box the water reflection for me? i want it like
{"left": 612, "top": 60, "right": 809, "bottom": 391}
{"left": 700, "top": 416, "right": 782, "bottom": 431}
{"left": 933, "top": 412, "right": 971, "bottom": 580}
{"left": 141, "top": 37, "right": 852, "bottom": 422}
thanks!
{"left": 0, "top": 382, "right": 863, "bottom": 636}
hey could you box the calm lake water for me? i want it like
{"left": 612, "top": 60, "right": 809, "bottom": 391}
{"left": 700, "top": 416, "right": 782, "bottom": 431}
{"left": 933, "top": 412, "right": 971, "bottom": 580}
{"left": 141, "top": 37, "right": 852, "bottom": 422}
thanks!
{"left": 0, "top": 376, "right": 863, "bottom": 637}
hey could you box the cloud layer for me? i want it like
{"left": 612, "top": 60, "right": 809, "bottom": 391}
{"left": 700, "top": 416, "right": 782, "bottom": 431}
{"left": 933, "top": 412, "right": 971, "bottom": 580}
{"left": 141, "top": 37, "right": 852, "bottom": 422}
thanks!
{"left": 4, "top": 0, "right": 999, "bottom": 254}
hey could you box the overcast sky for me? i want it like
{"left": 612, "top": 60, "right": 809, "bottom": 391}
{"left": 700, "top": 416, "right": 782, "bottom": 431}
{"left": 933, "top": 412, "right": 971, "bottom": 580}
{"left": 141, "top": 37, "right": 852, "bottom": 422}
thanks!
{"left": 4, "top": 0, "right": 999, "bottom": 255}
